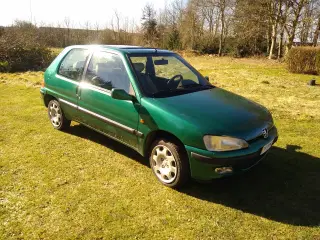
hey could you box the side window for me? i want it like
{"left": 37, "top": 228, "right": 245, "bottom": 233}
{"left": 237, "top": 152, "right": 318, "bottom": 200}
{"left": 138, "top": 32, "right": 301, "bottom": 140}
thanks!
{"left": 58, "top": 49, "right": 90, "bottom": 81}
{"left": 85, "top": 51, "right": 133, "bottom": 94}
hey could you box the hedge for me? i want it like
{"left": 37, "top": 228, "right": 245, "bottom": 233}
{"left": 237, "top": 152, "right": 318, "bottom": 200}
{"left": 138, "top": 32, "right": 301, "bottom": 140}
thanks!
{"left": 0, "top": 33, "right": 54, "bottom": 72}
{"left": 286, "top": 47, "right": 320, "bottom": 75}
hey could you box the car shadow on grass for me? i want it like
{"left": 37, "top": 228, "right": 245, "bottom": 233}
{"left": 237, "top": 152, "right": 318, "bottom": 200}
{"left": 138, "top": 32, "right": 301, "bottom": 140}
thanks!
{"left": 181, "top": 145, "right": 320, "bottom": 227}
{"left": 65, "top": 125, "right": 319, "bottom": 227}
{"left": 66, "top": 124, "right": 148, "bottom": 167}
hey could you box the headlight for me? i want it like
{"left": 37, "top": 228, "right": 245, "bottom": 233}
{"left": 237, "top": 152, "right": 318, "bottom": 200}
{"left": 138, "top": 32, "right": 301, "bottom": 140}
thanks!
{"left": 203, "top": 135, "right": 249, "bottom": 152}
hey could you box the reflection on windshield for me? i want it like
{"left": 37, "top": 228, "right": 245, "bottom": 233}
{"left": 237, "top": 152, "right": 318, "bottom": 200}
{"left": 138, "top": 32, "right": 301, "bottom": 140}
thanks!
{"left": 129, "top": 54, "right": 213, "bottom": 97}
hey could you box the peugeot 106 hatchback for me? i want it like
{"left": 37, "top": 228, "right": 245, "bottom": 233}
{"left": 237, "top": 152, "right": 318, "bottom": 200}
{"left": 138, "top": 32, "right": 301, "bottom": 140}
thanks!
{"left": 40, "top": 45, "right": 278, "bottom": 188}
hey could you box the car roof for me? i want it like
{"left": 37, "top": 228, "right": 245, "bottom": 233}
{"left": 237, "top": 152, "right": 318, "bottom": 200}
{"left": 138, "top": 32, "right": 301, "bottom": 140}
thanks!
{"left": 67, "top": 45, "right": 174, "bottom": 54}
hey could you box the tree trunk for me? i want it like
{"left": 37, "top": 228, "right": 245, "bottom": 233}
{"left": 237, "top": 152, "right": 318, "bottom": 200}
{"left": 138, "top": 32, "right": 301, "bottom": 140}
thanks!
{"left": 278, "top": 0, "right": 288, "bottom": 59}
{"left": 286, "top": 35, "right": 294, "bottom": 54}
{"left": 214, "top": 10, "right": 220, "bottom": 38}
{"left": 218, "top": 0, "right": 225, "bottom": 57}
{"left": 269, "top": 24, "right": 277, "bottom": 59}
{"left": 267, "top": 17, "right": 271, "bottom": 55}
{"left": 278, "top": 28, "right": 284, "bottom": 59}
{"left": 313, "top": 16, "right": 320, "bottom": 47}
{"left": 269, "top": 0, "right": 281, "bottom": 60}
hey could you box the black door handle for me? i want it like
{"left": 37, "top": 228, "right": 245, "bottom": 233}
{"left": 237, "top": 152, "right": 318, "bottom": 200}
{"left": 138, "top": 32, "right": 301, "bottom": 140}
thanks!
{"left": 76, "top": 85, "right": 80, "bottom": 99}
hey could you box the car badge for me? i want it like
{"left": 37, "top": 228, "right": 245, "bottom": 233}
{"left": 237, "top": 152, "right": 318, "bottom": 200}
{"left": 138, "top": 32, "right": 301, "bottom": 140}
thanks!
{"left": 262, "top": 128, "right": 268, "bottom": 139}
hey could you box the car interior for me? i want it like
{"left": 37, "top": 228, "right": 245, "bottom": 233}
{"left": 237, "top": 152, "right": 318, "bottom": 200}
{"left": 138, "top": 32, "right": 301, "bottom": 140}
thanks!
{"left": 130, "top": 56, "right": 202, "bottom": 95}
{"left": 85, "top": 56, "right": 134, "bottom": 95}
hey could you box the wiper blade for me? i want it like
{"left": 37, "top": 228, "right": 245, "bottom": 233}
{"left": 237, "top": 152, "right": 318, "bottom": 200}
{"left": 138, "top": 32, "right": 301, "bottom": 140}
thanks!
{"left": 201, "top": 84, "right": 215, "bottom": 89}
{"left": 152, "top": 84, "right": 215, "bottom": 97}
{"left": 178, "top": 83, "right": 201, "bottom": 89}
{"left": 178, "top": 83, "right": 214, "bottom": 89}
{"left": 152, "top": 88, "right": 187, "bottom": 97}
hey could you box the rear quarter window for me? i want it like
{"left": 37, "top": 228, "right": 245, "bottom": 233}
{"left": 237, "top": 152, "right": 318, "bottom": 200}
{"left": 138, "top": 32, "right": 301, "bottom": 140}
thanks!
{"left": 58, "top": 48, "right": 90, "bottom": 81}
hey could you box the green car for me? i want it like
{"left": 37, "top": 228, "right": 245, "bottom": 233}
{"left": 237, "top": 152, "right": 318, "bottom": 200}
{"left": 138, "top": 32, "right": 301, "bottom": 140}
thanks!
{"left": 40, "top": 45, "right": 278, "bottom": 188}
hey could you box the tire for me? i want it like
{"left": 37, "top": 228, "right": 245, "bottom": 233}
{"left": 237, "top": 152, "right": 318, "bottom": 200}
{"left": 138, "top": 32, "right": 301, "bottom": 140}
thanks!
{"left": 149, "top": 139, "right": 190, "bottom": 188}
{"left": 47, "top": 99, "right": 71, "bottom": 130}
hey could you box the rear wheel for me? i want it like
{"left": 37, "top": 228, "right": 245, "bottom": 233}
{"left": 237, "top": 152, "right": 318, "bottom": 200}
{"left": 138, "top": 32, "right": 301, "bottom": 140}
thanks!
{"left": 149, "top": 139, "right": 190, "bottom": 188}
{"left": 48, "top": 99, "right": 71, "bottom": 130}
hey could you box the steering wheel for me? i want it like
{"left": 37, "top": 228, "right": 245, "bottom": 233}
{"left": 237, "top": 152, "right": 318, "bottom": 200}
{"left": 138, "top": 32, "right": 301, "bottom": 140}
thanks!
{"left": 167, "top": 74, "right": 183, "bottom": 85}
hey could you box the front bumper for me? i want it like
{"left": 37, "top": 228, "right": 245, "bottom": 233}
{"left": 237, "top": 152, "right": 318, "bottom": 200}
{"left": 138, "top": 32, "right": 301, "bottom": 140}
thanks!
{"left": 185, "top": 127, "right": 278, "bottom": 181}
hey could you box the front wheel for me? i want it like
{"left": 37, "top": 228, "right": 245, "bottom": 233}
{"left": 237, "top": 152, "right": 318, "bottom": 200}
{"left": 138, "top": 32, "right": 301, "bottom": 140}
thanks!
{"left": 149, "top": 139, "right": 190, "bottom": 188}
{"left": 48, "top": 99, "right": 71, "bottom": 130}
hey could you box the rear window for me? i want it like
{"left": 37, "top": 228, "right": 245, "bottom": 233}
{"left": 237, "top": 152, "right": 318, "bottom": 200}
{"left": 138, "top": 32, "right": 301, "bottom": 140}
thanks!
{"left": 58, "top": 48, "right": 90, "bottom": 81}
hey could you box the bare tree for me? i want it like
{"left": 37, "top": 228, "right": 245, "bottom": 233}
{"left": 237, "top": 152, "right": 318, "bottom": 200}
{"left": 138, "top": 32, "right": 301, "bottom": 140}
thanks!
{"left": 312, "top": 1, "right": 320, "bottom": 46}
{"left": 268, "top": 0, "right": 282, "bottom": 59}
{"left": 218, "top": 0, "right": 226, "bottom": 56}
{"left": 64, "top": 17, "right": 71, "bottom": 46}
{"left": 285, "top": 0, "right": 309, "bottom": 53}
{"left": 114, "top": 10, "right": 121, "bottom": 43}
{"left": 313, "top": 14, "right": 320, "bottom": 46}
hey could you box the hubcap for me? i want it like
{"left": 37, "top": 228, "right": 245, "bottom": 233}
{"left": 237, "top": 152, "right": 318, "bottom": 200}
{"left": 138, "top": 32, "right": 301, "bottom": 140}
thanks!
{"left": 151, "top": 145, "right": 177, "bottom": 184}
{"left": 49, "top": 102, "right": 62, "bottom": 127}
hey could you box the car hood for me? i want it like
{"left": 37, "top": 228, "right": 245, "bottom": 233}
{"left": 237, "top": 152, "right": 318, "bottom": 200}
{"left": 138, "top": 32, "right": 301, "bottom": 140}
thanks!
{"left": 150, "top": 87, "right": 273, "bottom": 141}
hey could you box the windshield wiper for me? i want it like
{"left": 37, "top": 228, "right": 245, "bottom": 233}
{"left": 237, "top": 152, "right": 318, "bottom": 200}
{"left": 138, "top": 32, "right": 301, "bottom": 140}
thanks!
{"left": 152, "top": 88, "right": 187, "bottom": 97}
{"left": 178, "top": 83, "right": 214, "bottom": 89}
{"left": 152, "top": 84, "right": 215, "bottom": 97}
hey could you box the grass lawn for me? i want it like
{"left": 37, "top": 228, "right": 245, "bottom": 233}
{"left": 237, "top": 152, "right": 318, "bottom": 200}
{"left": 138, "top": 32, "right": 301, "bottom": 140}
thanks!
{"left": 1, "top": 57, "right": 320, "bottom": 239}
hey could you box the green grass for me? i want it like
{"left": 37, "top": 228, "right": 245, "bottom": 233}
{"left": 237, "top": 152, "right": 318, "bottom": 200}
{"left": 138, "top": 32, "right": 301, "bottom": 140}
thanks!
{"left": 1, "top": 57, "right": 320, "bottom": 239}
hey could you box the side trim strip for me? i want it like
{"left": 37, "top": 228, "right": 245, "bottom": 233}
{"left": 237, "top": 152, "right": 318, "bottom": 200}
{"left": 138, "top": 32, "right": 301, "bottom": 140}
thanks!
{"left": 58, "top": 98, "right": 143, "bottom": 138}
{"left": 59, "top": 98, "right": 78, "bottom": 108}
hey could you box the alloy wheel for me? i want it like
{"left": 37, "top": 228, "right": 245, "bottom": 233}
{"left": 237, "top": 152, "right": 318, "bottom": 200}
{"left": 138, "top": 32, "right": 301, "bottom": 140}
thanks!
{"left": 49, "top": 102, "right": 62, "bottom": 127}
{"left": 151, "top": 145, "right": 177, "bottom": 183}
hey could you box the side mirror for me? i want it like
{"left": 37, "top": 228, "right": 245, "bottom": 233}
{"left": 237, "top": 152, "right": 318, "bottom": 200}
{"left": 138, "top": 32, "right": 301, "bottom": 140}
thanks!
{"left": 205, "top": 76, "right": 209, "bottom": 81}
{"left": 111, "top": 88, "right": 133, "bottom": 101}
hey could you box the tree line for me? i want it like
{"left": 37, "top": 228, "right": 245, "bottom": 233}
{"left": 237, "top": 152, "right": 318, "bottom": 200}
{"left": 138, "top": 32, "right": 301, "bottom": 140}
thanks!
{"left": 1, "top": 0, "right": 320, "bottom": 58}
{"left": 142, "top": 0, "right": 320, "bottom": 58}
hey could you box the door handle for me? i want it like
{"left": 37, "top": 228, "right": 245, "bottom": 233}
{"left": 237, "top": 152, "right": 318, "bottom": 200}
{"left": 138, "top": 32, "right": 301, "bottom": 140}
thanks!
{"left": 76, "top": 85, "right": 80, "bottom": 99}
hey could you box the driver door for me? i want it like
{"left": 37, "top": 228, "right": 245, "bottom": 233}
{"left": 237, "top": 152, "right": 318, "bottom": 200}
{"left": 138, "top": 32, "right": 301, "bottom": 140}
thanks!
{"left": 77, "top": 50, "right": 140, "bottom": 149}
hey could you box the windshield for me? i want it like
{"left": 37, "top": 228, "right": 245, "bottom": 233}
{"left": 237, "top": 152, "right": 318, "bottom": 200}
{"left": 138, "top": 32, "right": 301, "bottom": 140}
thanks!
{"left": 128, "top": 53, "right": 213, "bottom": 97}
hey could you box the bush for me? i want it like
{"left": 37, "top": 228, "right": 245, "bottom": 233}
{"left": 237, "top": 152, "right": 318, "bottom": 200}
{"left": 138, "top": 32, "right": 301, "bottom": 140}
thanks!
{"left": 286, "top": 47, "right": 320, "bottom": 75}
{"left": 0, "top": 61, "right": 9, "bottom": 72}
{"left": 0, "top": 31, "right": 54, "bottom": 72}
{"left": 316, "top": 52, "right": 320, "bottom": 75}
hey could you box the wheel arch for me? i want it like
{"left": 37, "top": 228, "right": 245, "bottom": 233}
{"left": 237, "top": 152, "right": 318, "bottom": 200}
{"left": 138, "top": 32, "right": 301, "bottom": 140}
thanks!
{"left": 143, "top": 130, "right": 186, "bottom": 157}
{"left": 44, "top": 94, "right": 57, "bottom": 107}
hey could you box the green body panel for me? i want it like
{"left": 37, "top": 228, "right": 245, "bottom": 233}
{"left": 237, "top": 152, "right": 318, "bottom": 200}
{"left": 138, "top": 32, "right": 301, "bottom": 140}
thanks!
{"left": 44, "top": 46, "right": 82, "bottom": 120}
{"left": 141, "top": 87, "right": 272, "bottom": 150}
{"left": 77, "top": 85, "right": 140, "bottom": 149}
{"left": 42, "top": 45, "right": 278, "bottom": 181}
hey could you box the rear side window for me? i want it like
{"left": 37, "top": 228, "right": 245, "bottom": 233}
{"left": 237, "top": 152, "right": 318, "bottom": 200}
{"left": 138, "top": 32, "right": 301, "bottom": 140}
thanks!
{"left": 58, "top": 49, "right": 90, "bottom": 81}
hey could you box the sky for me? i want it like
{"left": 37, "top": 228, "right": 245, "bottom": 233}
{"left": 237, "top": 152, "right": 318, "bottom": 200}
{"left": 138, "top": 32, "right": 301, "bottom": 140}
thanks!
{"left": 0, "top": 0, "right": 169, "bottom": 28}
